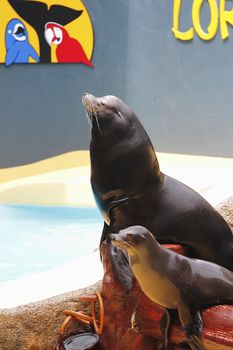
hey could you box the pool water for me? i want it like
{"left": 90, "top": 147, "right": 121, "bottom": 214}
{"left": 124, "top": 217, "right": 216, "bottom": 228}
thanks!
{"left": 0, "top": 205, "right": 103, "bottom": 282}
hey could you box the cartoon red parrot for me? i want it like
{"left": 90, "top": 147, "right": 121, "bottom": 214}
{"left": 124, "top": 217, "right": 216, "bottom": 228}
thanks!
{"left": 44, "top": 22, "right": 94, "bottom": 66}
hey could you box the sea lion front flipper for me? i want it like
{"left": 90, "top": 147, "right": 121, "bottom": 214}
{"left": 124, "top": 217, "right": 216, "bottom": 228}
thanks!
{"left": 178, "top": 305, "right": 204, "bottom": 350}
{"left": 108, "top": 242, "right": 133, "bottom": 291}
{"left": 160, "top": 309, "right": 173, "bottom": 349}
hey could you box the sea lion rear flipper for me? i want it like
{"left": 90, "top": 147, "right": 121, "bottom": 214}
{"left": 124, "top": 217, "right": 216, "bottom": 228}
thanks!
{"left": 108, "top": 242, "right": 133, "bottom": 291}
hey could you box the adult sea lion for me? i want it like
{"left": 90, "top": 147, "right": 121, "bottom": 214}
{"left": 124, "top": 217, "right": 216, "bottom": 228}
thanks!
{"left": 111, "top": 226, "right": 233, "bottom": 350}
{"left": 82, "top": 93, "right": 233, "bottom": 289}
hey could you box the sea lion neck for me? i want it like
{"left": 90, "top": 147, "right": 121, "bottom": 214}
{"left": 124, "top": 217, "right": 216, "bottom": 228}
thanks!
{"left": 128, "top": 239, "right": 170, "bottom": 291}
{"left": 137, "top": 238, "right": 165, "bottom": 264}
{"left": 90, "top": 118, "right": 162, "bottom": 183}
{"left": 90, "top": 140, "right": 163, "bottom": 192}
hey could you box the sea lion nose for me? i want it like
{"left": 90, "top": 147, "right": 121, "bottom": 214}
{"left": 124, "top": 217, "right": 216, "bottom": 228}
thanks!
{"left": 82, "top": 93, "right": 89, "bottom": 102}
{"left": 82, "top": 93, "right": 97, "bottom": 106}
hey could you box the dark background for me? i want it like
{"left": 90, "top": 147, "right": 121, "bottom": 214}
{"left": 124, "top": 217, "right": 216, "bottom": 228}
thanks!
{"left": 0, "top": 0, "right": 233, "bottom": 168}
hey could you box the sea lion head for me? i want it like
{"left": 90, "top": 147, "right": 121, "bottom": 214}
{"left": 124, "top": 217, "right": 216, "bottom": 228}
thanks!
{"left": 110, "top": 225, "right": 158, "bottom": 258}
{"left": 82, "top": 93, "right": 148, "bottom": 144}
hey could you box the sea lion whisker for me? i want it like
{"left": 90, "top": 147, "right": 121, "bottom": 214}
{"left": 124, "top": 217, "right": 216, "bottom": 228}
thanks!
{"left": 121, "top": 241, "right": 138, "bottom": 255}
{"left": 90, "top": 104, "right": 96, "bottom": 113}
{"left": 83, "top": 100, "right": 95, "bottom": 113}
{"left": 85, "top": 110, "right": 93, "bottom": 125}
{"left": 83, "top": 99, "right": 107, "bottom": 114}
{"left": 94, "top": 111, "right": 103, "bottom": 136}
{"left": 83, "top": 102, "right": 103, "bottom": 135}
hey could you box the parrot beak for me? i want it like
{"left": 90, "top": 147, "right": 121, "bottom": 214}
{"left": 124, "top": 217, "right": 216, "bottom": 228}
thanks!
{"left": 44, "top": 22, "right": 63, "bottom": 46}
{"left": 52, "top": 33, "right": 57, "bottom": 43}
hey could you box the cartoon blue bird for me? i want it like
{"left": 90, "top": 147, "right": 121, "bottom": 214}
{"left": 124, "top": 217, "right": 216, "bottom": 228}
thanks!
{"left": 5, "top": 18, "right": 40, "bottom": 66}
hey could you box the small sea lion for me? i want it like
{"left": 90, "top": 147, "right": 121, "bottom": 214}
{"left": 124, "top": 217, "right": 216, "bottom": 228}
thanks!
{"left": 111, "top": 226, "right": 233, "bottom": 350}
{"left": 82, "top": 93, "right": 233, "bottom": 290}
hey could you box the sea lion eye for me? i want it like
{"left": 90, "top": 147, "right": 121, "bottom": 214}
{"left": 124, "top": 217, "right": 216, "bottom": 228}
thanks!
{"left": 100, "top": 101, "right": 105, "bottom": 106}
{"left": 117, "top": 111, "right": 123, "bottom": 118}
{"left": 127, "top": 232, "right": 133, "bottom": 239}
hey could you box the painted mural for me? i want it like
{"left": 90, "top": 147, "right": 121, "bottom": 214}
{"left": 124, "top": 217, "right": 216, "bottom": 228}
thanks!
{"left": 0, "top": 0, "right": 94, "bottom": 66}
{"left": 1, "top": 1, "right": 233, "bottom": 208}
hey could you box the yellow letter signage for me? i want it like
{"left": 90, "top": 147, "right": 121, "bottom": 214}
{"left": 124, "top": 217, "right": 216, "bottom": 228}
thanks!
{"left": 173, "top": 0, "right": 233, "bottom": 41}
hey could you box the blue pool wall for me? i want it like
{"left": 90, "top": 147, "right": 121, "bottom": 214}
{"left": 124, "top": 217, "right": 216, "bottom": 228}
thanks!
{"left": 0, "top": 205, "right": 103, "bottom": 282}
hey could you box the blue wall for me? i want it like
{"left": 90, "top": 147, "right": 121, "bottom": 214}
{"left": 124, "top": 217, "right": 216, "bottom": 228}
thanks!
{"left": 0, "top": 1, "right": 233, "bottom": 168}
